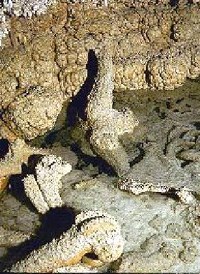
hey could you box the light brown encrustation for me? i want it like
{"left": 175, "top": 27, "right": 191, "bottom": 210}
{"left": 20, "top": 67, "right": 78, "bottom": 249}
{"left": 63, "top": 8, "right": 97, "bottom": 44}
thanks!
{"left": 0, "top": 0, "right": 200, "bottom": 178}
{"left": 0, "top": 1, "right": 200, "bottom": 140}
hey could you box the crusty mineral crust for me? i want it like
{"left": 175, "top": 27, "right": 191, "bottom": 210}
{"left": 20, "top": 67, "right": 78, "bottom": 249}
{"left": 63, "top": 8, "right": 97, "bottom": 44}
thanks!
{"left": 9, "top": 210, "right": 124, "bottom": 273}
{"left": 85, "top": 44, "right": 139, "bottom": 176}
{"left": 24, "top": 154, "right": 72, "bottom": 214}
{"left": 0, "top": 0, "right": 200, "bottom": 172}
{"left": 118, "top": 178, "right": 198, "bottom": 206}
{"left": 0, "top": 1, "right": 200, "bottom": 111}
{"left": 1, "top": 86, "right": 64, "bottom": 140}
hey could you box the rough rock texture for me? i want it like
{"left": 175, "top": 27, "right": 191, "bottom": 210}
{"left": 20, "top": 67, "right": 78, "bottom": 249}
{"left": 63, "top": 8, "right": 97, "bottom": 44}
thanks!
{"left": 53, "top": 264, "right": 99, "bottom": 273}
{"left": 0, "top": 138, "right": 77, "bottom": 191}
{"left": 0, "top": 0, "right": 57, "bottom": 46}
{"left": 118, "top": 178, "right": 198, "bottom": 206}
{"left": 24, "top": 155, "right": 72, "bottom": 214}
{"left": 1, "top": 86, "right": 64, "bottom": 140}
{"left": 0, "top": 1, "right": 200, "bottom": 126}
{"left": 2, "top": 0, "right": 57, "bottom": 17}
{"left": 0, "top": 1, "right": 200, "bottom": 273}
{"left": 8, "top": 210, "right": 124, "bottom": 272}
{"left": 61, "top": 79, "right": 200, "bottom": 272}
{"left": 82, "top": 44, "right": 139, "bottom": 176}
{"left": 0, "top": 79, "right": 199, "bottom": 272}
{"left": 61, "top": 176, "right": 200, "bottom": 273}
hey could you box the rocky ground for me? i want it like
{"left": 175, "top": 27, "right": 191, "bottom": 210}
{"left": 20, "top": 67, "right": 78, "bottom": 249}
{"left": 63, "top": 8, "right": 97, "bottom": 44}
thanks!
{"left": 0, "top": 78, "right": 200, "bottom": 272}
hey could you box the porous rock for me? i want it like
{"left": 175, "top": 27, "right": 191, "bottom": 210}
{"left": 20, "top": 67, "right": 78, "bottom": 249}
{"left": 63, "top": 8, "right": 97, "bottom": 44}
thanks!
{"left": 24, "top": 154, "right": 72, "bottom": 214}
{"left": 8, "top": 210, "right": 124, "bottom": 272}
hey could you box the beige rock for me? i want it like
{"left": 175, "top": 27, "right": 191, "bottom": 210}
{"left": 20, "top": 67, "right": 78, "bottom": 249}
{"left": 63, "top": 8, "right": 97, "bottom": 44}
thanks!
{"left": 9, "top": 210, "right": 124, "bottom": 273}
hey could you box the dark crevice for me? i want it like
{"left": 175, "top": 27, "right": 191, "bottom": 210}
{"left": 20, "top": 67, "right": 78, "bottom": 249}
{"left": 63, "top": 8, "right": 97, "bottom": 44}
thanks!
{"left": 176, "top": 98, "right": 184, "bottom": 104}
{"left": 163, "top": 125, "right": 176, "bottom": 155}
{"left": 153, "top": 106, "right": 166, "bottom": 119}
{"left": 130, "top": 143, "right": 145, "bottom": 167}
{"left": 170, "top": 0, "right": 179, "bottom": 7}
{"left": 144, "top": 66, "right": 151, "bottom": 87}
{"left": 181, "top": 160, "right": 193, "bottom": 168}
{"left": 161, "top": 188, "right": 180, "bottom": 201}
{"left": 179, "top": 131, "right": 188, "bottom": 139}
{"left": 0, "top": 138, "right": 10, "bottom": 160}
{"left": 166, "top": 101, "right": 171, "bottom": 109}
{"left": 70, "top": 143, "right": 116, "bottom": 176}
{"left": 192, "top": 121, "right": 200, "bottom": 130}
{"left": 67, "top": 49, "right": 98, "bottom": 127}
{"left": 83, "top": 252, "right": 99, "bottom": 260}
{"left": 169, "top": 23, "right": 176, "bottom": 40}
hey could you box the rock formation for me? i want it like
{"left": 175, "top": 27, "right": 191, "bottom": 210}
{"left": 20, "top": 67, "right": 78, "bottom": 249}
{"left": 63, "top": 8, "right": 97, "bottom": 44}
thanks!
{"left": 0, "top": 0, "right": 199, "bottom": 169}
{"left": 83, "top": 44, "right": 139, "bottom": 176}
{"left": 118, "top": 177, "right": 198, "bottom": 205}
{"left": 1, "top": 86, "right": 64, "bottom": 141}
{"left": 24, "top": 155, "right": 72, "bottom": 214}
{"left": 0, "top": 0, "right": 200, "bottom": 111}
{"left": 8, "top": 210, "right": 124, "bottom": 272}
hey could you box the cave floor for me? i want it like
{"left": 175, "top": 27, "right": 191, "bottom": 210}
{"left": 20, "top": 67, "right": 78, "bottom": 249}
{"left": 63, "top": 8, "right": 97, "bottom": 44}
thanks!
{"left": 0, "top": 78, "right": 200, "bottom": 272}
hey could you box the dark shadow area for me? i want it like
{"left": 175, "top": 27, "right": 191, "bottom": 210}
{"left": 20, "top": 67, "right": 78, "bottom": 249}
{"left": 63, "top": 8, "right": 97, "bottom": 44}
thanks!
{"left": 8, "top": 154, "right": 44, "bottom": 211}
{"left": 67, "top": 49, "right": 98, "bottom": 127}
{"left": 130, "top": 142, "right": 145, "bottom": 167}
{"left": 71, "top": 143, "right": 116, "bottom": 176}
{"left": 180, "top": 159, "right": 193, "bottom": 168}
{"left": 0, "top": 206, "right": 76, "bottom": 271}
{"left": 8, "top": 173, "right": 35, "bottom": 211}
{"left": 0, "top": 138, "right": 10, "bottom": 160}
{"left": 42, "top": 129, "right": 61, "bottom": 146}
{"left": 170, "top": 0, "right": 179, "bottom": 6}
{"left": 160, "top": 187, "right": 181, "bottom": 201}
{"left": 193, "top": 121, "right": 200, "bottom": 130}
{"left": 29, "top": 129, "right": 61, "bottom": 149}
{"left": 144, "top": 68, "right": 151, "bottom": 87}
{"left": 153, "top": 106, "right": 166, "bottom": 119}
{"left": 83, "top": 252, "right": 99, "bottom": 260}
